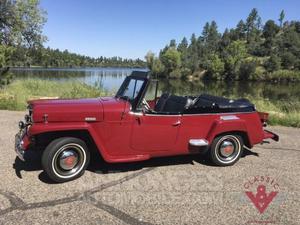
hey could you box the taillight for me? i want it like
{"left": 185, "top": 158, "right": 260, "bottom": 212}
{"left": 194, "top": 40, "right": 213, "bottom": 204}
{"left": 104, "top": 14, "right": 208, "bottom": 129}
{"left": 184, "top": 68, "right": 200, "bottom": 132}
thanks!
{"left": 258, "top": 112, "right": 269, "bottom": 127}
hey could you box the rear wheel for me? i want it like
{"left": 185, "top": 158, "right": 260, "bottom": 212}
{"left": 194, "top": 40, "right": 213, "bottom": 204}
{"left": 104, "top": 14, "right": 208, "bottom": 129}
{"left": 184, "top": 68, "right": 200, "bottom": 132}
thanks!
{"left": 210, "top": 134, "right": 243, "bottom": 166}
{"left": 42, "top": 137, "right": 90, "bottom": 183}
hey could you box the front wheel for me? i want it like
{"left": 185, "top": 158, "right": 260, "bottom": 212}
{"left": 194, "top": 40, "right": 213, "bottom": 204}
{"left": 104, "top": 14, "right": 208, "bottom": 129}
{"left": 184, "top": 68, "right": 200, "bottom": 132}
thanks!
{"left": 209, "top": 134, "right": 243, "bottom": 166}
{"left": 42, "top": 137, "right": 90, "bottom": 183}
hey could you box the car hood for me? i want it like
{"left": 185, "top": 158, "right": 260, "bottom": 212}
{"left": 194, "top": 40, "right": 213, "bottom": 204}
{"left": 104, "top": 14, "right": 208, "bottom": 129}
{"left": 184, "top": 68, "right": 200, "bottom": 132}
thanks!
{"left": 28, "top": 98, "right": 104, "bottom": 123}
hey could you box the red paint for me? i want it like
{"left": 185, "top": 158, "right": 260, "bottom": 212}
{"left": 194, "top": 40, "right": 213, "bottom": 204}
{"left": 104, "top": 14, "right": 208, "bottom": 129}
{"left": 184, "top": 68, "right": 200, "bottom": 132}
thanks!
{"left": 21, "top": 96, "right": 278, "bottom": 163}
{"left": 19, "top": 72, "right": 278, "bottom": 164}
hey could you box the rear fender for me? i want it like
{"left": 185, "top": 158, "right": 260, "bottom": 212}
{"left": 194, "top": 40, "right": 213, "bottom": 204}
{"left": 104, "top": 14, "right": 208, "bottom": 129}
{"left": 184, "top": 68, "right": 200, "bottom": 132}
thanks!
{"left": 206, "top": 118, "right": 252, "bottom": 147}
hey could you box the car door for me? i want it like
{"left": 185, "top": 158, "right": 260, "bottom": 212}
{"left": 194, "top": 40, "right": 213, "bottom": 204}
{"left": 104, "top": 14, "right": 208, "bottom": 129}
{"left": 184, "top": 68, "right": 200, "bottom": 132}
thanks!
{"left": 130, "top": 113, "right": 181, "bottom": 152}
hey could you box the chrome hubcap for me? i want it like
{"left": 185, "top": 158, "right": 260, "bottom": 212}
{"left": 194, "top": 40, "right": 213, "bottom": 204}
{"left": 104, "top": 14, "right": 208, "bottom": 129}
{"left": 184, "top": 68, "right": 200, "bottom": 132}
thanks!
{"left": 52, "top": 143, "right": 85, "bottom": 178}
{"left": 59, "top": 150, "right": 79, "bottom": 170}
{"left": 216, "top": 136, "right": 240, "bottom": 163}
{"left": 220, "top": 140, "right": 234, "bottom": 157}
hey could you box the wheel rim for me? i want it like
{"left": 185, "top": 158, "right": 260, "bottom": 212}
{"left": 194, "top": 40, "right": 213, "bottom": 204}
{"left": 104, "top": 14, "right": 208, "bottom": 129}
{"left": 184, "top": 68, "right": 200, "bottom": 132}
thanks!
{"left": 52, "top": 143, "right": 86, "bottom": 178}
{"left": 215, "top": 136, "right": 240, "bottom": 163}
{"left": 59, "top": 150, "right": 79, "bottom": 170}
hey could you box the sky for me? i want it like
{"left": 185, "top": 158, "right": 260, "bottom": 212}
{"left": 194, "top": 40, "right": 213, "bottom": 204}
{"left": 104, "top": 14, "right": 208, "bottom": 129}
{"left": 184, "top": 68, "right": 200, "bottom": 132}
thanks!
{"left": 41, "top": 0, "right": 300, "bottom": 59}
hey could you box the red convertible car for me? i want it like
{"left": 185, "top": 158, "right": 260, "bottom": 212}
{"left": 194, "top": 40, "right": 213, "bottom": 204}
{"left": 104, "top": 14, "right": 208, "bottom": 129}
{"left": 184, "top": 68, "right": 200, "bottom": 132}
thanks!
{"left": 15, "top": 71, "right": 278, "bottom": 182}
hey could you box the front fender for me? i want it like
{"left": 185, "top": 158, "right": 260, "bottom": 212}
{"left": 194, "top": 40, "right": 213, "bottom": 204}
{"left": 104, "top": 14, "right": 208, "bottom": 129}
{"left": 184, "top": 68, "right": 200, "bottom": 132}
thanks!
{"left": 28, "top": 122, "right": 112, "bottom": 162}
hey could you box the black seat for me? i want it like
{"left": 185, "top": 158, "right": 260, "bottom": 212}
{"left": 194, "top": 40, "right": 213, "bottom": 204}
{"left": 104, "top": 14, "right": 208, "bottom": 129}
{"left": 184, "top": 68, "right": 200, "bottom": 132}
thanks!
{"left": 154, "top": 93, "right": 170, "bottom": 112}
{"left": 163, "top": 95, "right": 189, "bottom": 113}
{"left": 155, "top": 93, "right": 193, "bottom": 113}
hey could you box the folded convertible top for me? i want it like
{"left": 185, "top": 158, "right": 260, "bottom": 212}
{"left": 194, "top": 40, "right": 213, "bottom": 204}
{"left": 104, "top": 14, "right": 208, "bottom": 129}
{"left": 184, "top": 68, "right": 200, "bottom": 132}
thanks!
{"left": 195, "top": 94, "right": 254, "bottom": 109}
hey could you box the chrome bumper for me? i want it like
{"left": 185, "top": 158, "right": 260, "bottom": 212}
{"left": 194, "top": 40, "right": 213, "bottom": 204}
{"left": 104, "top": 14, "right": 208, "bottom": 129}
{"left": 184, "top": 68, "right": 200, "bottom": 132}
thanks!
{"left": 15, "top": 132, "right": 25, "bottom": 161}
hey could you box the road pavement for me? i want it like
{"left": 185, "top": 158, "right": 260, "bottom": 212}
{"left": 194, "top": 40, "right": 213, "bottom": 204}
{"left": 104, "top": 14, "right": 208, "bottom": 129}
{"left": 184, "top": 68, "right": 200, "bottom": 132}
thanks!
{"left": 0, "top": 110, "right": 299, "bottom": 225}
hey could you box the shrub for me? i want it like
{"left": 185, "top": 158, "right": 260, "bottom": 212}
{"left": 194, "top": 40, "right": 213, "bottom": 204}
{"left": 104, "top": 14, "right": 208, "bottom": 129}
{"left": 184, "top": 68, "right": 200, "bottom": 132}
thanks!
{"left": 269, "top": 70, "right": 300, "bottom": 81}
{"left": 250, "top": 66, "right": 265, "bottom": 80}
{"left": 281, "top": 52, "right": 297, "bottom": 69}
{"left": 264, "top": 55, "right": 281, "bottom": 72}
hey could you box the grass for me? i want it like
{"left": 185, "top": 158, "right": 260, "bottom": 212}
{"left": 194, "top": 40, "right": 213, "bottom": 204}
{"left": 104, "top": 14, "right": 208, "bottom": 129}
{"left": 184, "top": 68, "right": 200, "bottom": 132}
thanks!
{"left": 0, "top": 79, "right": 299, "bottom": 128}
{"left": 250, "top": 97, "right": 300, "bottom": 128}
{"left": 0, "top": 79, "right": 109, "bottom": 110}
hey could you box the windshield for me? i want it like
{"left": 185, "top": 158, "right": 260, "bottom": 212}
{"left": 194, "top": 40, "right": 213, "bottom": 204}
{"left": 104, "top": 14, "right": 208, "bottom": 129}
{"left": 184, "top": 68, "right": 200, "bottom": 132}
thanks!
{"left": 116, "top": 76, "right": 146, "bottom": 105}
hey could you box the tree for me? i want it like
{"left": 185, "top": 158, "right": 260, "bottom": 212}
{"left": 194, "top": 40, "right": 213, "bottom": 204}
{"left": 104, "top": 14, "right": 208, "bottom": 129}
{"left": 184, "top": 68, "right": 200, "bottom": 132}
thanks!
{"left": 0, "top": 0, "right": 47, "bottom": 85}
{"left": 263, "top": 20, "right": 280, "bottom": 55}
{"left": 245, "top": 8, "right": 261, "bottom": 43}
{"left": 239, "top": 60, "right": 256, "bottom": 80}
{"left": 169, "top": 39, "right": 177, "bottom": 48}
{"left": 202, "top": 21, "right": 220, "bottom": 53}
{"left": 0, "top": 45, "right": 14, "bottom": 85}
{"left": 224, "top": 40, "right": 247, "bottom": 79}
{"left": 148, "top": 8, "right": 300, "bottom": 81}
{"left": 279, "top": 10, "right": 285, "bottom": 28}
{"left": 264, "top": 55, "right": 281, "bottom": 72}
{"left": 263, "top": 20, "right": 280, "bottom": 39}
{"left": 186, "top": 33, "right": 199, "bottom": 72}
{"left": 278, "top": 26, "right": 300, "bottom": 58}
{"left": 220, "top": 29, "right": 231, "bottom": 51}
{"left": 236, "top": 20, "right": 246, "bottom": 40}
{"left": 177, "top": 37, "right": 189, "bottom": 73}
{"left": 145, "top": 51, "right": 155, "bottom": 70}
{"left": 160, "top": 48, "right": 181, "bottom": 77}
{"left": 151, "top": 58, "right": 165, "bottom": 76}
{"left": 281, "top": 52, "right": 296, "bottom": 69}
{"left": 0, "top": 0, "right": 47, "bottom": 47}
{"left": 177, "top": 37, "right": 188, "bottom": 53}
{"left": 205, "top": 54, "right": 225, "bottom": 80}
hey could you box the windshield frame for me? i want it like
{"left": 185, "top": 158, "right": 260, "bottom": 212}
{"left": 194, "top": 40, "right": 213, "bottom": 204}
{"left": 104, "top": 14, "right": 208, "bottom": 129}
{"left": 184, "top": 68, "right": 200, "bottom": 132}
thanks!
{"left": 115, "top": 74, "right": 149, "bottom": 111}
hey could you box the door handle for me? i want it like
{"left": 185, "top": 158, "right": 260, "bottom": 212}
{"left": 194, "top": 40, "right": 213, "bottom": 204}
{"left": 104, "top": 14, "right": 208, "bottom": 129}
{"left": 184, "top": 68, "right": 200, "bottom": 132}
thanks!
{"left": 172, "top": 120, "right": 181, "bottom": 126}
{"left": 136, "top": 117, "right": 141, "bottom": 125}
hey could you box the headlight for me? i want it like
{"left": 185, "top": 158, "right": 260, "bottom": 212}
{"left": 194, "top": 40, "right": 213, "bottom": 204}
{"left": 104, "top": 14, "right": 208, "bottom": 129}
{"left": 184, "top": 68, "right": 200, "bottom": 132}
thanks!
{"left": 27, "top": 104, "right": 33, "bottom": 123}
{"left": 19, "top": 121, "right": 25, "bottom": 129}
{"left": 25, "top": 114, "right": 30, "bottom": 123}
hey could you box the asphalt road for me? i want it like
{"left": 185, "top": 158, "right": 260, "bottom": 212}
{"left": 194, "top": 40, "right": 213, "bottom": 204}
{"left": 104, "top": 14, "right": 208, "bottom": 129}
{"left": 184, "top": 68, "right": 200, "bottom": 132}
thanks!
{"left": 0, "top": 110, "right": 299, "bottom": 225}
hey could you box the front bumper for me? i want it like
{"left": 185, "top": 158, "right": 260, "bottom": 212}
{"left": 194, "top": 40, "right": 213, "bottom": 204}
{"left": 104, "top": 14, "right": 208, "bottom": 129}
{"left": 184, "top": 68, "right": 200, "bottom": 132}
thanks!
{"left": 15, "top": 132, "right": 25, "bottom": 161}
{"left": 15, "top": 126, "right": 31, "bottom": 161}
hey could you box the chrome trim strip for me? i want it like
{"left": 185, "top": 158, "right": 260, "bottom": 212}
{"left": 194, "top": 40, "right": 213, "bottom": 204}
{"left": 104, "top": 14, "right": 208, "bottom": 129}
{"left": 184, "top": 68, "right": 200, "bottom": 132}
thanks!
{"left": 129, "top": 111, "right": 254, "bottom": 117}
{"left": 85, "top": 117, "right": 97, "bottom": 121}
{"left": 181, "top": 111, "right": 254, "bottom": 116}
{"left": 129, "top": 111, "right": 181, "bottom": 117}
{"left": 129, "top": 112, "right": 143, "bottom": 116}
{"left": 144, "top": 114, "right": 181, "bottom": 117}
{"left": 220, "top": 115, "right": 239, "bottom": 120}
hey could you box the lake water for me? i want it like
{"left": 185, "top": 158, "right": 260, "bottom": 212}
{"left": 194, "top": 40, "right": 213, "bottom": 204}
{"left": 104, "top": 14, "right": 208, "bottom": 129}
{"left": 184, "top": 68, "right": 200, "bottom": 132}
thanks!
{"left": 10, "top": 67, "right": 300, "bottom": 103}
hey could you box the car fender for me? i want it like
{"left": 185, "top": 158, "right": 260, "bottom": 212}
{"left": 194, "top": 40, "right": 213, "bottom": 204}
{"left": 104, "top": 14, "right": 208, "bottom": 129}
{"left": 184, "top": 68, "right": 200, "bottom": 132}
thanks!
{"left": 206, "top": 117, "right": 252, "bottom": 146}
{"left": 28, "top": 122, "right": 112, "bottom": 162}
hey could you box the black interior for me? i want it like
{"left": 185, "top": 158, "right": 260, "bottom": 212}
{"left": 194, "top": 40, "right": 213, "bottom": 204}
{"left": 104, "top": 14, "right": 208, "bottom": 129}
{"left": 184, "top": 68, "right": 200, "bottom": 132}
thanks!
{"left": 152, "top": 93, "right": 255, "bottom": 114}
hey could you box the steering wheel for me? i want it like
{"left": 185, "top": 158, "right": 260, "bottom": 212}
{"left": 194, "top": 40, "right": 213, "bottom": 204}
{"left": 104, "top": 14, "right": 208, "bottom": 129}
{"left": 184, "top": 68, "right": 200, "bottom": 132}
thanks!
{"left": 142, "top": 98, "right": 151, "bottom": 111}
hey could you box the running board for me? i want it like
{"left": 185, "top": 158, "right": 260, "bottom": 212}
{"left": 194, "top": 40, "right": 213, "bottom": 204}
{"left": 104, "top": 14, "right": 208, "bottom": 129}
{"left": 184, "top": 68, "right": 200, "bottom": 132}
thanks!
{"left": 189, "top": 139, "right": 209, "bottom": 146}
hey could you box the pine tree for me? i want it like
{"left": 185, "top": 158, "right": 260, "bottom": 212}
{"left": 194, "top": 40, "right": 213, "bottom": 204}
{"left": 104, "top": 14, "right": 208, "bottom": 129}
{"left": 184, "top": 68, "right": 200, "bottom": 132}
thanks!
{"left": 279, "top": 10, "right": 285, "bottom": 28}
{"left": 236, "top": 20, "right": 246, "bottom": 39}
{"left": 245, "top": 8, "right": 261, "bottom": 43}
